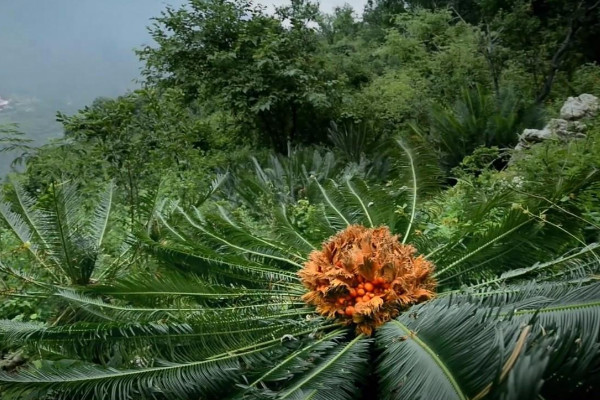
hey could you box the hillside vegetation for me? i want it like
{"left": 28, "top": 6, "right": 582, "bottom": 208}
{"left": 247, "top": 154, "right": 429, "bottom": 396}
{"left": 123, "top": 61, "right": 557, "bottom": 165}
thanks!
{"left": 1, "top": 1, "right": 600, "bottom": 399}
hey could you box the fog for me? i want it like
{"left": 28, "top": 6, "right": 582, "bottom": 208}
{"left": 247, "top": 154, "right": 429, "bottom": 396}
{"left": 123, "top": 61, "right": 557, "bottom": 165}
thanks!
{"left": 0, "top": 0, "right": 366, "bottom": 175}
{"left": 0, "top": 0, "right": 191, "bottom": 174}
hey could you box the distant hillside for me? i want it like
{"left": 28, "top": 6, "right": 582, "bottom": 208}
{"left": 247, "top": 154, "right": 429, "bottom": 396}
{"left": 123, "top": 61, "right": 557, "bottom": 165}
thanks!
{"left": 0, "top": 0, "right": 186, "bottom": 176}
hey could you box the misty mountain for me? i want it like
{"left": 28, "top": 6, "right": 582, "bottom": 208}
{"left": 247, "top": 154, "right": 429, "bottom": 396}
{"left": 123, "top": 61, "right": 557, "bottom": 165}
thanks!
{"left": 0, "top": 0, "right": 185, "bottom": 175}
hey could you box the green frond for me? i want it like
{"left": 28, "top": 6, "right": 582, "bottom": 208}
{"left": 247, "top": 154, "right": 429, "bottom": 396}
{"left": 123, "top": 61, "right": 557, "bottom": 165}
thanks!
{"left": 393, "top": 138, "right": 442, "bottom": 243}
{"left": 344, "top": 177, "right": 403, "bottom": 230}
{"left": 272, "top": 205, "right": 319, "bottom": 252}
{"left": 88, "top": 180, "right": 114, "bottom": 248}
{"left": 344, "top": 177, "right": 375, "bottom": 227}
{"left": 463, "top": 244, "right": 600, "bottom": 290}
{"left": 180, "top": 205, "right": 305, "bottom": 269}
{"left": 327, "top": 121, "right": 385, "bottom": 164}
{"left": 432, "top": 210, "right": 547, "bottom": 287}
{"left": 0, "top": 261, "right": 56, "bottom": 292}
{"left": 0, "top": 319, "right": 341, "bottom": 400}
{"left": 0, "top": 339, "right": 276, "bottom": 400}
{"left": 213, "top": 205, "right": 307, "bottom": 260}
{"left": 376, "top": 279, "right": 600, "bottom": 399}
{"left": 136, "top": 233, "right": 301, "bottom": 288}
{"left": 196, "top": 172, "right": 229, "bottom": 206}
{"left": 434, "top": 210, "right": 597, "bottom": 289}
{"left": 510, "top": 281, "right": 600, "bottom": 317}
{"left": 45, "top": 181, "right": 86, "bottom": 280}
{"left": 1, "top": 180, "right": 120, "bottom": 285}
{"left": 52, "top": 289, "right": 305, "bottom": 325}
{"left": 0, "top": 316, "right": 321, "bottom": 367}
{"left": 88, "top": 270, "right": 293, "bottom": 303}
{"left": 227, "top": 149, "right": 343, "bottom": 206}
{"left": 306, "top": 176, "right": 402, "bottom": 235}
{"left": 0, "top": 200, "right": 56, "bottom": 278}
{"left": 506, "top": 283, "right": 600, "bottom": 398}
{"left": 377, "top": 302, "right": 505, "bottom": 400}
{"left": 242, "top": 329, "right": 348, "bottom": 390}
{"left": 10, "top": 179, "right": 50, "bottom": 247}
{"left": 276, "top": 333, "right": 370, "bottom": 400}
{"left": 396, "top": 139, "right": 418, "bottom": 244}
{"left": 308, "top": 178, "right": 354, "bottom": 229}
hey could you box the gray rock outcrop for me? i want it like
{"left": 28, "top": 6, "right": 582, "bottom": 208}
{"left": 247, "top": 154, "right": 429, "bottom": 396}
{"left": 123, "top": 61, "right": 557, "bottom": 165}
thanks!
{"left": 560, "top": 93, "right": 599, "bottom": 120}
{"left": 517, "top": 93, "right": 598, "bottom": 150}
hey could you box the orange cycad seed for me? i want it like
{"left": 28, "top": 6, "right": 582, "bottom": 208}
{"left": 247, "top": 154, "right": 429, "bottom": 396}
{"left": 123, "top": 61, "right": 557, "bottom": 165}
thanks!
{"left": 298, "top": 225, "right": 436, "bottom": 336}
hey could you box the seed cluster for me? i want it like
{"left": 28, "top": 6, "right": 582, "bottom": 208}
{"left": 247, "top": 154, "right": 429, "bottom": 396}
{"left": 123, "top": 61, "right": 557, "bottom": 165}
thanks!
{"left": 335, "top": 276, "right": 392, "bottom": 317}
{"left": 299, "top": 225, "right": 435, "bottom": 335}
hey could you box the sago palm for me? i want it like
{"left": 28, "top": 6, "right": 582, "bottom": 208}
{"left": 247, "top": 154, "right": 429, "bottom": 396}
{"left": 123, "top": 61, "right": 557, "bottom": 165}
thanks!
{"left": 0, "top": 180, "right": 125, "bottom": 286}
{"left": 0, "top": 139, "right": 599, "bottom": 400}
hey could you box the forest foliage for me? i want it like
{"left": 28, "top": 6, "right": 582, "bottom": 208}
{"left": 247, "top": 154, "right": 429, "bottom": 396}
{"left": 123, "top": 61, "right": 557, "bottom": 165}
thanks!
{"left": 1, "top": 0, "right": 600, "bottom": 399}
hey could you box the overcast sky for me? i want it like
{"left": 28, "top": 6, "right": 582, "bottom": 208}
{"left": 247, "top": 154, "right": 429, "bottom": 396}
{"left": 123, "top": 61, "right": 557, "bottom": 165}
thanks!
{"left": 262, "top": 0, "right": 367, "bottom": 13}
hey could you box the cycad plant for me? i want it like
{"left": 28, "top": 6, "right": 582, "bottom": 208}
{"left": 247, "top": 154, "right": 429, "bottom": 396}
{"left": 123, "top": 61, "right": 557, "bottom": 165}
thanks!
{"left": 430, "top": 86, "right": 544, "bottom": 171}
{"left": 0, "top": 180, "right": 123, "bottom": 286}
{"left": 0, "top": 139, "right": 599, "bottom": 400}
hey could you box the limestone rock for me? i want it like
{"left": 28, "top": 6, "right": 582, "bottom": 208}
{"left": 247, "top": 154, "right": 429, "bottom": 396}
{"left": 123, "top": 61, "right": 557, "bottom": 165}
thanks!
{"left": 560, "top": 93, "right": 599, "bottom": 120}
{"left": 520, "top": 127, "right": 552, "bottom": 143}
{"left": 517, "top": 94, "right": 597, "bottom": 150}
{"left": 546, "top": 118, "right": 587, "bottom": 139}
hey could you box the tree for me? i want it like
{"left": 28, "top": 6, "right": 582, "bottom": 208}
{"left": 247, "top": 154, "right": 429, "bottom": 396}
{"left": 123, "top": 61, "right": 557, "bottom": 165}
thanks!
{"left": 408, "top": 0, "right": 600, "bottom": 102}
{"left": 0, "top": 137, "right": 599, "bottom": 399}
{"left": 404, "top": 0, "right": 481, "bottom": 23}
{"left": 363, "top": 0, "right": 406, "bottom": 31}
{"left": 532, "top": 0, "right": 600, "bottom": 102}
{"left": 0, "top": 124, "right": 33, "bottom": 171}
{"left": 319, "top": 4, "right": 361, "bottom": 44}
{"left": 343, "top": 9, "right": 492, "bottom": 128}
{"left": 138, "top": 0, "right": 341, "bottom": 153}
{"left": 24, "top": 88, "right": 246, "bottom": 214}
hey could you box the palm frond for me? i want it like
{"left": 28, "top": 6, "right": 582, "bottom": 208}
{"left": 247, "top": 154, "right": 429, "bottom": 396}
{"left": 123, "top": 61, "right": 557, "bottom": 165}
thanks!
{"left": 241, "top": 329, "right": 348, "bottom": 390}
{"left": 396, "top": 139, "right": 419, "bottom": 244}
{"left": 10, "top": 179, "right": 50, "bottom": 247}
{"left": 136, "top": 234, "right": 301, "bottom": 288}
{"left": 227, "top": 149, "right": 344, "bottom": 206}
{"left": 1, "top": 180, "right": 120, "bottom": 285}
{"left": 52, "top": 289, "right": 305, "bottom": 324}
{"left": 87, "top": 270, "right": 293, "bottom": 302}
{"left": 272, "top": 204, "right": 319, "bottom": 252}
{"left": 0, "top": 339, "right": 277, "bottom": 400}
{"left": 394, "top": 138, "right": 442, "bottom": 244}
{"left": 88, "top": 181, "right": 114, "bottom": 248}
{"left": 309, "top": 178, "right": 354, "bottom": 229}
{"left": 377, "top": 278, "right": 600, "bottom": 400}
{"left": 276, "top": 333, "right": 370, "bottom": 400}
{"left": 0, "top": 199, "right": 57, "bottom": 280}
{"left": 464, "top": 244, "right": 600, "bottom": 290}
{"left": 377, "top": 301, "right": 507, "bottom": 400}
{"left": 0, "top": 315, "right": 319, "bottom": 367}
{"left": 180, "top": 205, "right": 305, "bottom": 269}
{"left": 0, "top": 317, "right": 340, "bottom": 400}
{"left": 328, "top": 121, "right": 385, "bottom": 164}
{"left": 432, "top": 211, "right": 534, "bottom": 286}
{"left": 340, "top": 177, "right": 400, "bottom": 230}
